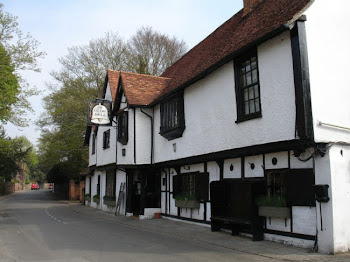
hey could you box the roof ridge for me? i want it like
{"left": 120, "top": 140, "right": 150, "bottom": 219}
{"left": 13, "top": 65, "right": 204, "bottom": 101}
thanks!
{"left": 120, "top": 70, "right": 171, "bottom": 80}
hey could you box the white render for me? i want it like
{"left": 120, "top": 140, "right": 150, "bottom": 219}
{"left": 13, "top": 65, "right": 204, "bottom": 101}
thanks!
{"left": 154, "top": 31, "right": 296, "bottom": 164}
{"left": 305, "top": 0, "right": 350, "bottom": 145}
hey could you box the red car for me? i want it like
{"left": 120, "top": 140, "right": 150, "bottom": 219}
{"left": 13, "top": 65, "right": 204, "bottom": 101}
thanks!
{"left": 31, "top": 183, "right": 39, "bottom": 190}
{"left": 49, "top": 183, "right": 53, "bottom": 190}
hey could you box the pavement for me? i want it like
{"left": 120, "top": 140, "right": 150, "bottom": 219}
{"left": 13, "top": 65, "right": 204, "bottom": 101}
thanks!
{"left": 66, "top": 201, "right": 350, "bottom": 262}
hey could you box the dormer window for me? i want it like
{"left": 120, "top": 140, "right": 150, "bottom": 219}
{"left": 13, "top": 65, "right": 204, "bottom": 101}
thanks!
{"left": 160, "top": 92, "right": 185, "bottom": 140}
{"left": 235, "top": 49, "right": 262, "bottom": 123}
{"left": 117, "top": 111, "right": 128, "bottom": 145}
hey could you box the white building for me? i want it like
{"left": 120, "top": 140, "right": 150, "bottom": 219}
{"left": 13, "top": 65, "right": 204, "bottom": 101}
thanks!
{"left": 84, "top": 0, "right": 350, "bottom": 254}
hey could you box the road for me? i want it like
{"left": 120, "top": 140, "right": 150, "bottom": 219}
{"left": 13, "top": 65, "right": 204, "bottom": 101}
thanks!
{"left": 0, "top": 190, "right": 349, "bottom": 262}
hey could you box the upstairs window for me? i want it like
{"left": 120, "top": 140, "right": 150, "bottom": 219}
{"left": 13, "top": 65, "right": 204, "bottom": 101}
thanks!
{"left": 103, "top": 129, "right": 110, "bottom": 149}
{"left": 160, "top": 93, "right": 185, "bottom": 140}
{"left": 92, "top": 134, "right": 96, "bottom": 155}
{"left": 235, "top": 49, "right": 261, "bottom": 122}
{"left": 117, "top": 111, "right": 128, "bottom": 145}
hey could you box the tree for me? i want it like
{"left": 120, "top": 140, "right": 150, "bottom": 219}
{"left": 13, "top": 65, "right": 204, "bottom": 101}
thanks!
{"left": 0, "top": 43, "right": 20, "bottom": 124}
{"left": 0, "top": 3, "right": 45, "bottom": 127}
{"left": 126, "top": 26, "right": 187, "bottom": 76}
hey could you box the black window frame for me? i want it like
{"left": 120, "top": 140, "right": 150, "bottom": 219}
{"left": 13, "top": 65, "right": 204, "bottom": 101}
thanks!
{"left": 160, "top": 92, "right": 185, "bottom": 140}
{"left": 102, "top": 129, "right": 110, "bottom": 149}
{"left": 105, "top": 170, "right": 116, "bottom": 198}
{"left": 234, "top": 49, "right": 262, "bottom": 123}
{"left": 117, "top": 111, "right": 128, "bottom": 145}
{"left": 91, "top": 133, "right": 96, "bottom": 155}
{"left": 265, "top": 169, "right": 287, "bottom": 200}
{"left": 173, "top": 172, "right": 209, "bottom": 202}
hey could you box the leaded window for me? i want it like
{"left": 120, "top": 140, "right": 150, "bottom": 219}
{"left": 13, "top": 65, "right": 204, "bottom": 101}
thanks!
{"left": 92, "top": 134, "right": 96, "bottom": 155}
{"left": 266, "top": 170, "right": 287, "bottom": 199}
{"left": 103, "top": 129, "right": 110, "bottom": 149}
{"left": 117, "top": 111, "right": 128, "bottom": 145}
{"left": 235, "top": 50, "right": 261, "bottom": 122}
{"left": 160, "top": 93, "right": 185, "bottom": 140}
{"left": 105, "top": 170, "right": 116, "bottom": 198}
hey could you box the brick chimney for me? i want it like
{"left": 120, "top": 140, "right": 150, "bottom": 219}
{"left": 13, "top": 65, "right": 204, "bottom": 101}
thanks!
{"left": 243, "top": 0, "right": 264, "bottom": 15}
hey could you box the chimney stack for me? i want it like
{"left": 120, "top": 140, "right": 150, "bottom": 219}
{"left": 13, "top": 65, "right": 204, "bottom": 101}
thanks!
{"left": 243, "top": 0, "right": 264, "bottom": 15}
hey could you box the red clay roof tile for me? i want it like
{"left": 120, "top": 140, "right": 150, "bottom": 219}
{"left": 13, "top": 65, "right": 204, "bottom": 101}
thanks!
{"left": 159, "top": 0, "right": 313, "bottom": 99}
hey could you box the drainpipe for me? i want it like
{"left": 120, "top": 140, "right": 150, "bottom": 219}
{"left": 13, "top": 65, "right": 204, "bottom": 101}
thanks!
{"left": 141, "top": 108, "right": 154, "bottom": 164}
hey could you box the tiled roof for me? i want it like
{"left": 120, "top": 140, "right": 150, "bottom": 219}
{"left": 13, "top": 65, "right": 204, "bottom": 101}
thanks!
{"left": 158, "top": 0, "right": 313, "bottom": 99}
{"left": 106, "top": 70, "right": 120, "bottom": 101}
{"left": 120, "top": 71, "right": 170, "bottom": 106}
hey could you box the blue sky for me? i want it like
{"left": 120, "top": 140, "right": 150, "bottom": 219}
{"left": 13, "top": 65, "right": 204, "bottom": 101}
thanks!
{"left": 2, "top": 0, "right": 242, "bottom": 145}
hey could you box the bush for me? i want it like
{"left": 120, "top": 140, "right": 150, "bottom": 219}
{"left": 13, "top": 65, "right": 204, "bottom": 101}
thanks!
{"left": 103, "top": 195, "right": 116, "bottom": 201}
{"left": 255, "top": 195, "right": 287, "bottom": 207}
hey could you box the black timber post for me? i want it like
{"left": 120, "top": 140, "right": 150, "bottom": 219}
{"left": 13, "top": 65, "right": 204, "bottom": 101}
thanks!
{"left": 290, "top": 17, "right": 314, "bottom": 141}
{"left": 126, "top": 170, "right": 133, "bottom": 214}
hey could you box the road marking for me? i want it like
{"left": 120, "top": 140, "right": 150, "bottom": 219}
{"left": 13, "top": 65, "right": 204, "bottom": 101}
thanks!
{"left": 45, "top": 207, "right": 68, "bottom": 225}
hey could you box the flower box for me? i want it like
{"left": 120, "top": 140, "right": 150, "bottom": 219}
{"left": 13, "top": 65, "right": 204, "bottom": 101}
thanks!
{"left": 175, "top": 199, "right": 200, "bottom": 209}
{"left": 258, "top": 206, "right": 291, "bottom": 219}
{"left": 104, "top": 200, "right": 116, "bottom": 207}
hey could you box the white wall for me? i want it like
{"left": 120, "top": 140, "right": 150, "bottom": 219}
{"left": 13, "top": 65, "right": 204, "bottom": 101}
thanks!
{"left": 96, "top": 125, "right": 117, "bottom": 166}
{"left": 329, "top": 145, "right": 350, "bottom": 253}
{"left": 135, "top": 108, "right": 152, "bottom": 165}
{"left": 154, "top": 30, "right": 296, "bottom": 163}
{"left": 305, "top": 1, "right": 350, "bottom": 144}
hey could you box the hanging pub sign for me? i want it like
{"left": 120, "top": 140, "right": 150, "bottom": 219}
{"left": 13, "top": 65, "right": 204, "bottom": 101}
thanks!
{"left": 87, "top": 99, "right": 112, "bottom": 126}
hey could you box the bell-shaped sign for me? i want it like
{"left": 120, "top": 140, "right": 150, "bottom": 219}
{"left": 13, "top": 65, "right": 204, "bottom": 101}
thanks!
{"left": 91, "top": 103, "right": 110, "bottom": 124}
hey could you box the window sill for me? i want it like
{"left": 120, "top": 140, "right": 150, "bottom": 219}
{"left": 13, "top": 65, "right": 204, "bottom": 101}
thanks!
{"left": 235, "top": 112, "right": 262, "bottom": 123}
{"left": 160, "top": 126, "right": 185, "bottom": 141}
{"left": 117, "top": 137, "right": 128, "bottom": 145}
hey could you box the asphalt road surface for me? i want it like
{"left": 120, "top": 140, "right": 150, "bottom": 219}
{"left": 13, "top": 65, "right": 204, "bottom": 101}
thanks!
{"left": 0, "top": 190, "right": 323, "bottom": 262}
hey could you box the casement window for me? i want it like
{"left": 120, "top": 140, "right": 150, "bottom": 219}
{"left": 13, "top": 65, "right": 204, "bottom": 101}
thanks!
{"left": 103, "top": 129, "right": 110, "bottom": 149}
{"left": 92, "top": 134, "right": 96, "bottom": 155}
{"left": 235, "top": 49, "right": 262, "bottom": 122}
{"left": 266, "top": 170, "right": 287, "bottom": 199}
{"left": 173, "top": 172, "right": 209, "bottom": 201}
{"left": 117, "top": 111, "right": 128, "bottom": 145}
{"left": 105, "top": 170, "right": 116, "bottom": 198}
{"left": 160, "top": 92, "right": 185, "bottom": 140}
{"left": 266, "top": 169, "right": 315, "bottom": 206}
{"left": 97, "top": 175, "right": 100, "bottom": 195}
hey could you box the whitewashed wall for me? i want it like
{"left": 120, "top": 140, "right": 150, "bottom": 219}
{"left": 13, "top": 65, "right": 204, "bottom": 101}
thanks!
{"left": 329, "top": 145, "right": 350, "bottom": 253}
{"left": 154, "top": 31, "right": 296, "bottom": 163}
{"left": 305, "top": 1, "right": 350, "bottom": 144}
{"left": 95, "top": 125, "right": 116, "bottom": 166}
{"left": 115, "top": 169, "right": 127, "bottom": 215}
{"left": 135, "top": 108, "right": 152, "bottom": 165}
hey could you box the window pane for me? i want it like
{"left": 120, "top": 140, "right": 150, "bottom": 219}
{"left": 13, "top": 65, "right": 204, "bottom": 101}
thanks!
{"left": 251, "top": 57, "right": 257, "bottom": 69}
{"left": 246, "top": 71, "right": 252, "bottom": 86}
{"left": 244, "top": 101, "right": 249, "bottom": 114}
{"left": 249, "top": 87, "right": 254, "bottom": 100}
{"left": 252, "top": 69, "right": 258, "bottom": 84}
{"left": 249, "top": 100, "right": 255, "bottom": 113}
{"left": 244, "top": 88, "right": 249, "bottom": 101}
{"left": 254, "top": 85, "right": 259, "bottom": 97}
{"left": 245, "top": 60, "right": 251, "bottom": 72}
{"left": 255, "top": 98, "right": 260, "bottom": 112}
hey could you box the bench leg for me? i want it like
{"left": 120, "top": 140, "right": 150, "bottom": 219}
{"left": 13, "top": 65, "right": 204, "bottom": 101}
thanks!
{"left": 231, "top": 224, "right": 240, "bottom": 236}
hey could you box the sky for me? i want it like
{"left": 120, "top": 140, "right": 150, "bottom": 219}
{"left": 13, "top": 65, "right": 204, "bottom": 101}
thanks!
{"left": 2, "top": 0, "right": 243, "bottom": 146}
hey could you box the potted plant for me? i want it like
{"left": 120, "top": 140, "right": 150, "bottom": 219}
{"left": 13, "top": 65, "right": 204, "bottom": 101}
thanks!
{"left": 103, "top": 195, "right": 116, "bottom": 207}
{"left": 175, "top": 195, "right": 200, "bottom": 209}
{"left": 84, "top": 193, "right": 91, "bottom": 201}
{"left": 256, "top": 195, "right": 290, "bottom": 219}
{"left": 92, "top": 194, "right": 100, "bottom": 204}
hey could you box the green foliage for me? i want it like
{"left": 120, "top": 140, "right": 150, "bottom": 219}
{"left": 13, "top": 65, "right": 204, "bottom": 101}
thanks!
{"left": 175, "top": 195, "right": 197, "bottom": 201}
{"left": 92, "top": 194, "right": 100, "bottom": 201}
{"left": 255, "top": 195, "right": 287, "bottom": 207}
{"left": 0, "top": 4, "right": 45, "bottom": 127}
{"left": 103, "top": 195, "right": 116, "bottom": 201}
{"left": 46, "top": 162, "right": 80, "bottom": 183}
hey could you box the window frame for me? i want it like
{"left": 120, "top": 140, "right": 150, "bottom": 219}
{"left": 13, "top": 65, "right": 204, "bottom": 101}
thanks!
{"left": 173, "top": 172, "right": 209, "bottom": 202}
{"left": 117, "top": 111, "right": 128, "bottom": 145}
{"left": 91, "top": 133, "right": 96, "bottom": 155}
{"left": 105, "top": 170, "right": 116, "bottom": 198}
{"left": 234, "top": 49, "right": 262, "bottom": 123}
{"left": 159, "top": 92, "right": 185, "bottom": 140}
{"left": 102, "top": 129, "right": 110, "bottom": 149}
